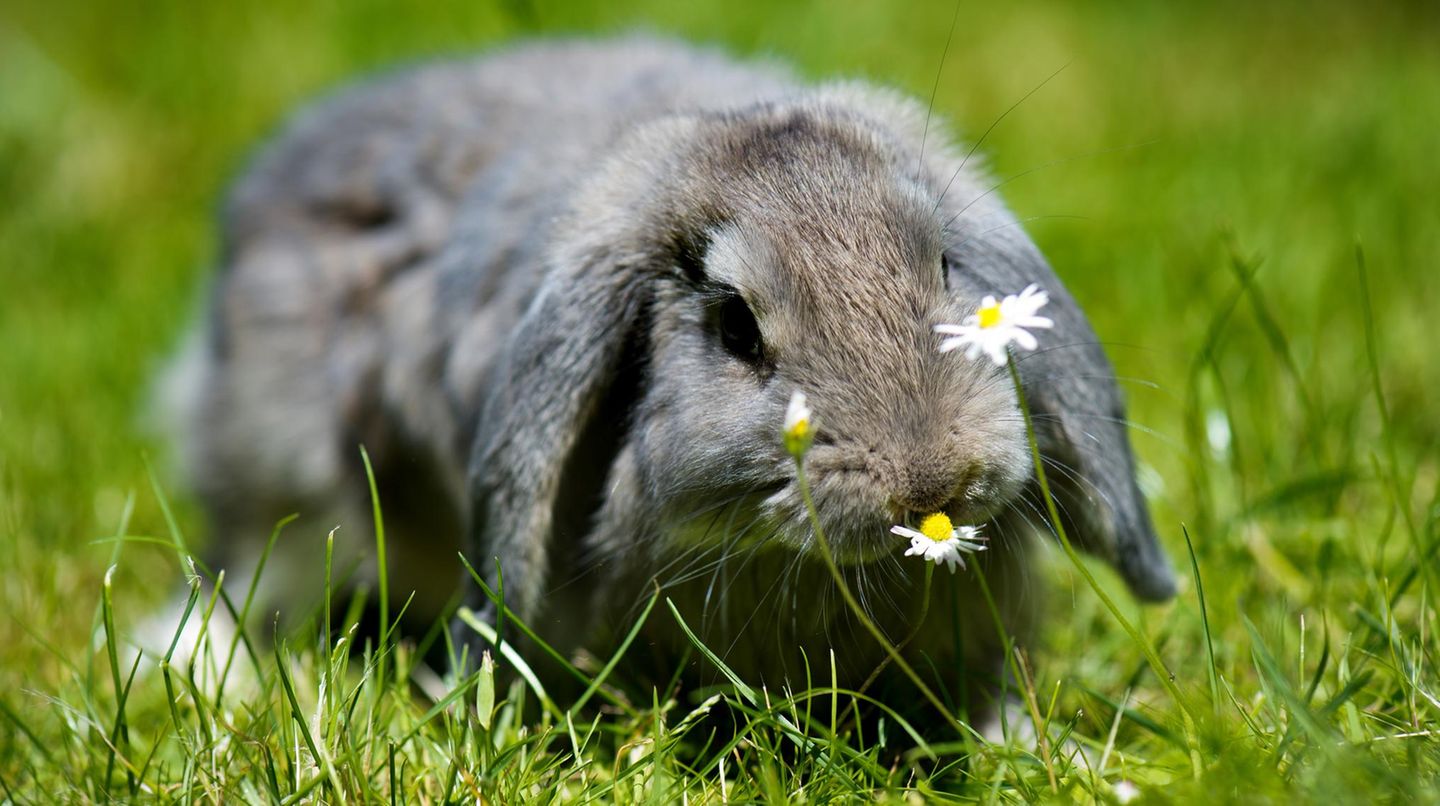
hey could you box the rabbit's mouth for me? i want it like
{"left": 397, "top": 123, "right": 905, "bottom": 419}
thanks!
{"left": 754, "top": 479, "right": 902, "bottom": 566}
{"left": 757, "top": 468, "right": 1014, "bottom": 568}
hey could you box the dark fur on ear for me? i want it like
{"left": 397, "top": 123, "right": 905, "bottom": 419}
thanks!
{"left": 462, "top": 268, "right": 650, "bottom": 622}
{"left": 460, "top": 118, "right": 703, "bottom": 627}
{"left": 948, "top": 229, "right": 1177, "bottom": 601}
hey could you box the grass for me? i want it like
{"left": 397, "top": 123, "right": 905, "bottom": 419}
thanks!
{"left": 2, "top": 0, "right": 1439, "bottom": 801}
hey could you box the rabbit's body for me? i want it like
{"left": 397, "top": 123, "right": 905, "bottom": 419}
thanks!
{"left": 175, "top": 39, "right": 796, "bottom": 621}
{"left": 173, "top": 37, "right": 1173, "bottom": 706}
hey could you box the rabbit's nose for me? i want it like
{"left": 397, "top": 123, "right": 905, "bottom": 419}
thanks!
{"left": 889, "top": 456, "right": 964, "bottom": 515}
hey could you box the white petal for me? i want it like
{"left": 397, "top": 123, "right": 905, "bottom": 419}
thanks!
{"left": 938, "top": 333, "right": 976, "bottom": 354}
{"left": 933, "top": 323, "right": 970, "bottom": 335}
{"left": 784, "top": 390, "right": 810, "bottom": 430}
{"left": 1015, "top": 314, "right": 1054, "bottom": 330}
{"left": 938, "top": 545, "right": 964, "bottom": 571}
{"left": 1012, "top": 329, "right": 1039, "bottom": 351}
{"left": 1005, "top": 286, "right": 1048, "bottom": 319}
{"left": 1018, "top": 284, "right": 1047, "bottom": 305}
{"left": 890, "top": 525, "right": 923, "bottom": 541}
{"left": 983, "top": 340, "right": 1009, "bottom": 366}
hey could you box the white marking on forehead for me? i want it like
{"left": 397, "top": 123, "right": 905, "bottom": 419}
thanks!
{"left": 701, "top": 223, "right": 782, "bottom": 300}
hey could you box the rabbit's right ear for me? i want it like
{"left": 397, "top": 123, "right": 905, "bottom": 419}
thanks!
{"left": 947, "top": 227, "right": 1177, "bottom": 602}
{"left": 460, "top": 118, "right": 703, "bottom": 626}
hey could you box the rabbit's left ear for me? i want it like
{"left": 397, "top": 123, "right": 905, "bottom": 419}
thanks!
{"left": 463, "top": 245, "right": 654, "bottom": 623}
{"left": 956, "top": 233, "right": 1177, "bottom": 601}
{"left": 460, "top": 117, "right": 701, "bottom": 626}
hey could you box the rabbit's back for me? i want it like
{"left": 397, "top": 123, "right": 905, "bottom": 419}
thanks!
{"left": 173, "top": 38, "right": 794, "bottom": 621}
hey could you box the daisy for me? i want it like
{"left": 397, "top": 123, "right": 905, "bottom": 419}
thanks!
{"left": 935, "top": 283, "right": 1054, "bottom": 366}
{"left": 783, "top": 389, "right": 813, "bottom": 456}
{"left": 890, "top": 512, "right": 987, "bottom": 572}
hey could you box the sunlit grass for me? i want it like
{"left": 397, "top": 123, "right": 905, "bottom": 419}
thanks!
{"left": 2, "top": 0, "right": 1437, "bottom": 800}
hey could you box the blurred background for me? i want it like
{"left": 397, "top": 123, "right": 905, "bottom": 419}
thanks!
{"left": 1, "top": 0, "right": 1437, "bottom": 729}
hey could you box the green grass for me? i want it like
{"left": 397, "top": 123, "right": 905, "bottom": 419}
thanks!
{"left": 2, "top": 0, "right": 1439, "bottom": 801}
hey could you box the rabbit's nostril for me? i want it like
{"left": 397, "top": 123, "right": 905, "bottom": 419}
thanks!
{"left": 884, "top": 454, "right": 989, "bottom": 518}
{"left": 890, "top": 458, "right": 965, "bottom": 515}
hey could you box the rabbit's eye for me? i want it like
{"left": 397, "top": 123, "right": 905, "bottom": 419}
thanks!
{"left": 718, "top": 294, "right": 764, "bottom": 362}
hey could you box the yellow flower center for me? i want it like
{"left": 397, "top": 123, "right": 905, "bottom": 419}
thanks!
{"left": 919, "top": 512, "right": 954, "bottom": 543}
{"left": 977, "top": 302, "right": 1002, "bottom": 329}
{"left": 787, "top": 418, "right": 810, "bottom": 441}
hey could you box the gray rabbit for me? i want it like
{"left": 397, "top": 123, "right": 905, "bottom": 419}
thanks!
{"left": 167, "top": 36, "right": 1174, "bottom": 717}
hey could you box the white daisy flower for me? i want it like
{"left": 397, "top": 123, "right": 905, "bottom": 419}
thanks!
{"left": 1113, "top": 780, "right": 1141, "bottom": 804}
{"left": 890, "top": 512, "right": 987, "bottom": 572}
{"left": 935, "top": 283, "right": 1054, "bottom": 366}
{"left": 783, "top": 390, "right": 813, "bottom": 456}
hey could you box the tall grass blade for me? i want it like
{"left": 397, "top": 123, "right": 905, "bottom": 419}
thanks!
{"left": 359, "top": 445, "right": 390, "bottom": 694}
{"left": 1357, "top": 246, "right": 1435, "bottom": 600}
{"left": 1182, "top": 526, "right": 1220, "bottom": 714}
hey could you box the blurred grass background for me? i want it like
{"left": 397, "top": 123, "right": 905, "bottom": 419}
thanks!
{"left": 2, "top": 0, "right": 1438, "bottom": 799}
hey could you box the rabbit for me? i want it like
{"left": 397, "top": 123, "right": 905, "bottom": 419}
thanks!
{"left": 166, "top": 35, "right": 1176, "bottom": 721}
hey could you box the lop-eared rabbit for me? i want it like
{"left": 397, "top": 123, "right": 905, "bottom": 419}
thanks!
{"left": 169, "top": 36, "right": 1175, "bottom": 720}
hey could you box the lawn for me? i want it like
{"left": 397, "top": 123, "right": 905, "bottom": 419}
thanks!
{"left": 1, "top": 0, "right": 1437, "bottom": 801}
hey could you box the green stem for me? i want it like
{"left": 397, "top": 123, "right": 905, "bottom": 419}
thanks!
{"left": 1006, "top": 357, "right": 1201, "bottom": 771}
{"left": 793, "top": 460, "right": 961, "bottom": 731}
{"left": 857, "top": 563, "right": 933, "bottom": 697}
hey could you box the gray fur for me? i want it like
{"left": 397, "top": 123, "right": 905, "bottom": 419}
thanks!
{"left": 171, "top": 36, "right": 1175, "bottom": 700}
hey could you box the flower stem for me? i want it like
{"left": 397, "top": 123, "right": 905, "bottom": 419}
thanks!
{"left": 793, "top": 460, "right": 961, "bottom": 731}
{"left": 1006, "top": 356, "right": 1201, "bottom": 767}
{"left": 857, "top": 563, "right": 933, "bottom": 697}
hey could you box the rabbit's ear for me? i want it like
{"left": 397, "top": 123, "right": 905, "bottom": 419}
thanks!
{"left": 1016, "top": 331, "right": 1177, "bottom": 602}
{"left": 955, "top": 232, "right": 1177, "bottom": 601}
{"left": 459, "top": 117, "right": 703, "bottom": 625}
{"left": 463, "top": 251, "right": 654, "bottom": 622}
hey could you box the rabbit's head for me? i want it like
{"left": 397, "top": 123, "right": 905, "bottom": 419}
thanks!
{"left": 466, "top": 87, "right": 1176, "bottom": 623}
